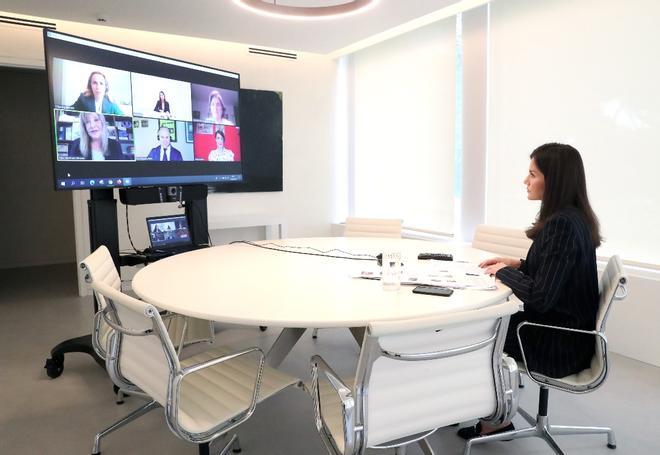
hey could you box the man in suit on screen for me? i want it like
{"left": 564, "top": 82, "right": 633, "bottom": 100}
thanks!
{"left": 147, "top": 126, "right": 183, "bottom": 161}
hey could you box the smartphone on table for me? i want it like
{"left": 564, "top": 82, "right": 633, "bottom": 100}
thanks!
{"left": 412, "top": 285, "right": 454, "bottom": 297}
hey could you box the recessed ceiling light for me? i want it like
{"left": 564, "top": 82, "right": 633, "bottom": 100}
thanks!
{"left": 233, "top": 0, "right": 380, "bottom": 21}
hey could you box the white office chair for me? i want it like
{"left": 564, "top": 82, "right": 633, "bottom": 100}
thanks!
{"left": 344, "top": 217, "right": 403, "bottom": 238}
{"left": 464, "top": 255, "right": 628, "bottom": 455}
{"left": 471, "top": 224, "right": 532, "bottom": 259}
{"left": 81, "top": 250, "right": 301, "bottom": 455}
{"left": 83, "top": 246, "right": 215, "bottom": 361}
{"left": 310, "top": 299, "right": 522, "bottom": 455}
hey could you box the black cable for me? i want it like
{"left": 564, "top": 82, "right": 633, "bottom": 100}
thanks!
{"left": 125, "top": 204, "right": 141, "bottom": 253}
{"left": 230, "top": 240, "right": 377, "bottom": 261}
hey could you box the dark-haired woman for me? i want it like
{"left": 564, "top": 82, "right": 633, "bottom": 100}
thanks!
{"left": 459, "top": 143, "right": 601, "bottom": 439}
{"left": 153, "top": 91, "right": 171, "bottom": 118}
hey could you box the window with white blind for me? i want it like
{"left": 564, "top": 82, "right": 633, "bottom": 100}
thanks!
{"left": 486, "top": 0, "right": 660, "bottom": 265}
{"left": 349, "top": 18, "right": 457, "bottom": 234}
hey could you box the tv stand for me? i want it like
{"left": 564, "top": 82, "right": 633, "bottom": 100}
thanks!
{"left": 44, "top": 185, "right": 208, "bottom": 379}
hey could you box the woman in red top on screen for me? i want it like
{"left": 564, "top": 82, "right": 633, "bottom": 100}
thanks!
{"left": 71, "top": 71, "right": 123, "bottom": 115}
{"left": 67, "top": 112, "right": 125, "bottom": 161}
{"left": 207, "top": 130, "right": 234, "bottom": 162}
{"left": 458, "top": 143, "right": 601, "bottom": 439}
{"left": 206, "top": 90, "right": 234, "bottom": 125}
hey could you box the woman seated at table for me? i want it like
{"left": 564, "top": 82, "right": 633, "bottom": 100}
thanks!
{"left": 459, "top": 142, "right": 601, "bottom": 439}
{"left": 67, "top": 112, "right": 126, "bottom": 161}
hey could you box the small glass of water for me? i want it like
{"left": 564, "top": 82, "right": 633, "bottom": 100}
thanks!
{"left": 381, "top": 251, "right": 402, "bottom": 291}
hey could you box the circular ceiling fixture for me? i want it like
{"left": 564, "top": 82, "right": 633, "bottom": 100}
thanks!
{"left": 233, "top": 0, "right": 380, "bottom": 20}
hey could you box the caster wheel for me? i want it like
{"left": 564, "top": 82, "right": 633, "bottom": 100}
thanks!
{"left": 259, "top": 326, "right": 267, "bottom": 332}
{"left": 232, "top": 449, "right": 242, "bottom": 453}
{"left": 607, "top": 443, "right": 616, "bottom": 449}
{"left": 45, "top": 355, "right": 64, "bottom": 378}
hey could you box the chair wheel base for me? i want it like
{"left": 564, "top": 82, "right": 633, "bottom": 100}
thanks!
{"left": 232, "top": 449, "right": 242, "bottom": 453}
{"left": 607, "top": 443, "right": 616, "bottom": 449}
{"left": 92, "top": 452, "right": 100, "bottom": 455}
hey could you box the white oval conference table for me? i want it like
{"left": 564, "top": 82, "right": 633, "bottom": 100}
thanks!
{"left": 132, "top": 237, "right": 513, "bottom": 366}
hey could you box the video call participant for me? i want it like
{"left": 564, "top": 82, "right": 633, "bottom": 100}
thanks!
{"left": 458, "top": 143, "right": 602, "bottom": 439}
{"left": 147, "top": 126, "right": 183, "bottom": 161}
{"left": 68, "top": 112, "right": 126, "bottom": 160}
{"left": 207, "top": 129, "right": 234, "bottom": 161}
{"left": 206, "top": 90, "right": 234, "bottom": 125}
{"left": 153, "top": 91, "right": 171, "bottom": 117}
{"left": 71, "top": 71, "right": 124, "bottom": 115}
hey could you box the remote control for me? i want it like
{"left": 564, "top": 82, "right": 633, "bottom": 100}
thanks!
{"left": 417, "top": 253, "right": 453, "bottom": 261}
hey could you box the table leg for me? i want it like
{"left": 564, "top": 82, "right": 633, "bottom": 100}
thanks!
{"left": 265, "top": 327, "right": 306, "bottom": 367}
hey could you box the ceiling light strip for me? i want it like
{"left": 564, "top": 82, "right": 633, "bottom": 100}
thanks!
{"left": 328, "top": 0, "right": 491, "bottom": 58}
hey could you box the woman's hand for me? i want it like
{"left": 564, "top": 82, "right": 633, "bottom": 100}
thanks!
{"left": 479, "top": 257, "right": 521, "bottom": 269}
{"left": 480, "top": 257, "right": 521, "bottom": 276}
{"left": 483, "top": 262, "right": 507, "bottom": 276}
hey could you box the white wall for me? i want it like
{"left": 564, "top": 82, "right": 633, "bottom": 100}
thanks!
{"left": 0, "top": 13, "right": 340, "bottom": 292}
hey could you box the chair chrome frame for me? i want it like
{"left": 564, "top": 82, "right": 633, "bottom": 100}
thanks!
{"left": 464, "top": 256, "right": 628, "bottom": 455}
{"left": 92, "top": 287, "right": 266, "bottom": 455}
{"left": 311, "top": 306, "right": 519, "bottom": 455}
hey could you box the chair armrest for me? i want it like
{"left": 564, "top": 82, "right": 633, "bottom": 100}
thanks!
{"left": 311, "top": 355, "right": 356, "bottom": 455}
{"left": 168, "top": 347, "right": 265, "bottom": 443}
{"left": 516, "top": 321, "right": 608, "bottom": 392}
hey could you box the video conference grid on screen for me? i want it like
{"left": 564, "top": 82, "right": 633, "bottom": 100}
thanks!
{"left": 45, "top": 30, "right": 243, "bottom": 190}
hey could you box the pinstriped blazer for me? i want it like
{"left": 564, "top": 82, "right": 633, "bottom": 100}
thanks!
{"left": 496, "top": 207, "right": 599, "bottom": 378}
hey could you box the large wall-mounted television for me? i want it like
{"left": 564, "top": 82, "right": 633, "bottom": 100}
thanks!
{"left": 44, "top": 30, "right": 242, "bottom": 191}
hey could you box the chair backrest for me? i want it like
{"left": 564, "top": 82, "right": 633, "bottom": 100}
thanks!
{"left": 354, "top": 300, "right": 520, "bottom": 448}
{"left": 472, "top": 224, "right": 532, "bottom": 259}
{"left": 344, "top": 217, "right": 402, "bottom": 238}
{"left": 596, "top": 255, "right": 627, "bottom": 333}
{"left": 530, "top": 255, "right": 628, "bottom": 392}
{"left": 90, "top": 278, "right": 180, "bottom": 406}
{"left": 80, "top": 245, "right": 121, "bottom": 358}
{"left": 80, "top": 245, "right": 121, "bottom": 308}
{"left": 586, "top": 255, "right": 628, "bottom": 389}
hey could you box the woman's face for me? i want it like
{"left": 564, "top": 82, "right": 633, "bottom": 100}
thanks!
{"left": 524, "top": 158, "right": 545, "bottom": 200}
{"left": 84, "top": 114, "right": 103, "bottom": 141}
{"left": 90, "top": 73, "right": 106, "bottom": 100}
{"left": 159, "top": 92, "right": 165, "bottom": 101}
{"left": 215, "top": 133, "right": 224, "bottom": 148}
{"left": 210, "top": 96, "right": 223, "bottom": 118}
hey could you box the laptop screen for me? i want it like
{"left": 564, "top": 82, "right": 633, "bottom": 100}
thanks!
{"left": 146, "top": 214, "right": 193, "bottom": 250}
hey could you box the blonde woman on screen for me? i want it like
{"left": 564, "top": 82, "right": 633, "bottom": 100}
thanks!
{"left": 71, "top": 71, "right": 123, "bottom": 115}
{"left": 207, "top": 130, "right": 234, "bottom": 161}
{"left": 67, "top": 112, "right": 125, "bottom": 161}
